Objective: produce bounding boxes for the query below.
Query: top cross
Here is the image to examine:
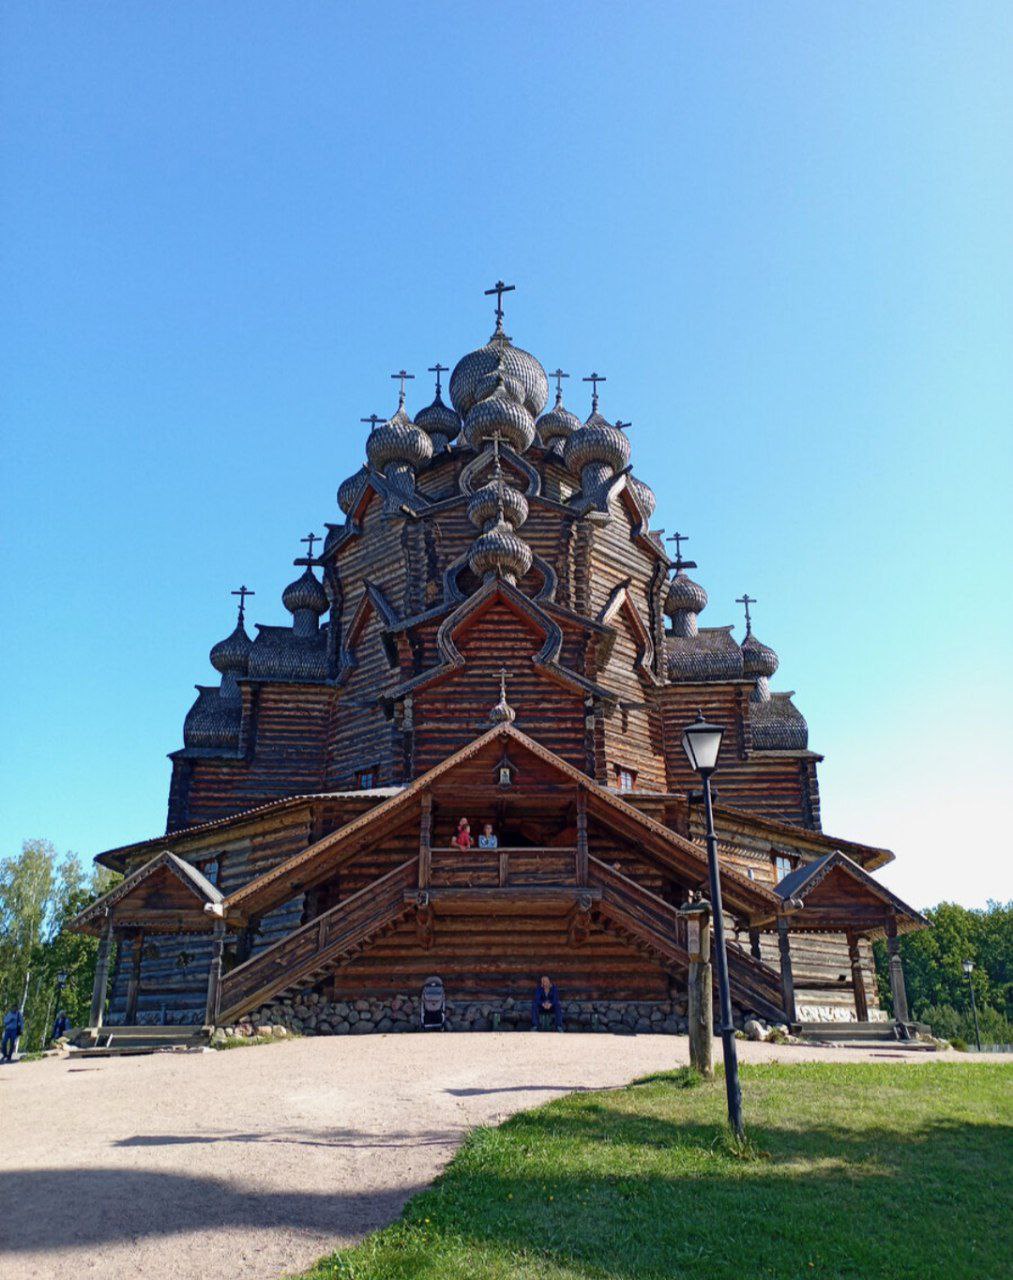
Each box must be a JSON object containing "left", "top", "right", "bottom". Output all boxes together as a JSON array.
[
  {"left": 583, "top": 371, "right": 606, "bottom": 413},
  {"left": 736, "top": 593, "right": 757, "bottom": 637},
  {"left": 390, "top": 370, "right": 414, "bottom": 407},
  {"left": 484, "top": 279, "right": 515, "bottom": 333}
]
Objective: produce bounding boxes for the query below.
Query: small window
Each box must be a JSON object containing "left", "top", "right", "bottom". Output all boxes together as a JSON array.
[
  {"left": 616, "top": 766, "right": 637, "bottom": 793},
  {"left": 746, "top": 867, "right": 755, "bottom": 881},
  {"left": 199, "top": 858, "right": 220, "bottom": 886},
  {"left": 357, "top": 768, "right": 377, "bottom": 789},
  {"left": 772, "top": 854, "right": 795, "bottom": 882}
]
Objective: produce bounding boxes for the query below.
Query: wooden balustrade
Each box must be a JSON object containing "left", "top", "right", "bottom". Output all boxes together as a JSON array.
[{"left": 430, "top": 846, "right": 578, "bottom": 889}]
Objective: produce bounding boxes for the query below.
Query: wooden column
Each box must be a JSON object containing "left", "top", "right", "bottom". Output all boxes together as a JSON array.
[
  {"left": 886, "top": 917, "right": 910, "bottom": 1024},
  {"left": 89, "top": 913, "right": 115, "bottom": 1029},
  {"left": 419, "top": 791, "right": 432, "bottom": 889},
  {"left": 847, "top": 930, "right": 869, "bottom": 1022},
  {"left": 776, "top": 917, "right": 797, "bottom": 1026},
  {"left": 682, "top": 903, "right": 713, "bottom": 1077},
  {"left": 124, "top": 931, "right": 144, "bottom": 1024},
  {"left": 204, "top": 919, "right": 226, "bottom": 1027},
  {"left": 575, "top": 788, "right": 588, "bottom": 886},
  {"left": 748, "top": 928, "right": 762, "bottom": 962}
]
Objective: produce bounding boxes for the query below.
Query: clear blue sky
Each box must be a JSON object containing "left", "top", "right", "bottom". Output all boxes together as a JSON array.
[{"left": 2, "top": 4, "right": 1010, "bottom": 908}]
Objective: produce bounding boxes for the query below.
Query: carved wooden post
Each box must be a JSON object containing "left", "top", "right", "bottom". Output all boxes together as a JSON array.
[
  {"left": 419, "top": 791, "right": 432, "bottom": 889},
  {"left": 886, "top": 916, "right": 910, "bottom": 1024},
  {"left": 776, "top": 916, "right": 796, "bottom": 1025},
  {"left": 575, "top": 788, "right": 588, "bottom": 886},
  {"left": 748, "top": 928, "right": 762, "bottom": 962},
  {"left": 204, "top": 919, "right": 226, "bottom": 1027},
  {"left": 681, "top": 902, "right": 713, "bottom": 1077},
  {"left": 847, "top": 930, "right": 869, "bottom": 1022},
  {"left": 125, "top": 931, "right": 144, "bottom": 1024},
  {"left": 89, "top": 912, "right": 115, "bottom": 1029}
]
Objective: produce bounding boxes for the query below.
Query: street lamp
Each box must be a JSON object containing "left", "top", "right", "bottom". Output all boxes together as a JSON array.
[
  {"left": 682, "top": 711, "right": 744, "bottom": 1141},
  {"left": 962, "top": 959, "right": 981, "bottom": 1051}
]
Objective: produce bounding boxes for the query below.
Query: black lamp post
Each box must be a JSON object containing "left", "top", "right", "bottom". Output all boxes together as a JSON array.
[
  {"left": 682, "top": 711, "right": 744, "bottom": 1141},
  {"left": 962, "top": 959, "right": 981, "bottom": 1051}
]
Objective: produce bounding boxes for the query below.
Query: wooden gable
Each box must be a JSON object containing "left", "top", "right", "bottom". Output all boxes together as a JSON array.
[{"left": 69, "top": 851, "right": 222, "bottom": 936}]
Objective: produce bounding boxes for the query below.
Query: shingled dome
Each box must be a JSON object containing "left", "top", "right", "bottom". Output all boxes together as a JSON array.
[
  {"left": 282, "top": 568, "right": 328, "bottom": 617},
  {"left": 450, "top": 332, "right": 549, "bottom": 419},
  {"left": 415, "top": 393, "right": 461, "bottom": 451},
  {"left": 537, "top": 396, "right": 581, "bottom": 453},
  {"left": 462, "top": 371, "right": 537, "bottom": 454},
  {"left": 337, "top": 465, "right": 369, "bottom": 515},
  {"left": 365, "top": 408, "right": 433, "bottom": 473},
  {"left": 563, "top": 414, "right": 632, "bottom": 478},
  {"left": 209, "top": 622, "right": 252, "bottom": 676},
  {"left": 741, "top": 631, "right": 779, "bottom": 680}
]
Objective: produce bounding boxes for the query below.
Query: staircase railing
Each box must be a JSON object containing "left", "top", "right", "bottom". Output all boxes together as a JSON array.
[{"left": 218, "top": 856, "right": 419, "bottom": 1023}]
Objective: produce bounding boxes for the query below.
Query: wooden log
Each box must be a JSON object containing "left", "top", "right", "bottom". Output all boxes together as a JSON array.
[
  {"left": 89, "top": 914, "right": 114, "bottom": 1028},
  {"left": 776, "top": 916, "right": 796, "bottom": 1024},
  {"left": 204, "top": 919, "right": 226, "bottom": 1026},
  {"left": 886, "top": 916, "right": 909, "bottom": 1023},
  {"left": 847, "top": 930, "right": 868, "bottom": 1021},
  {"left": 576, "top": 788, "right": 588, "bottom": 886},
  {"left": 419, "top": 791, "right": 432, "bottom": 888}
]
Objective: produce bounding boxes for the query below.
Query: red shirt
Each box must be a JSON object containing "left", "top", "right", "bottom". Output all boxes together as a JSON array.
[{"left": 453, "top": 830, "right": 472, "bottom": 849}]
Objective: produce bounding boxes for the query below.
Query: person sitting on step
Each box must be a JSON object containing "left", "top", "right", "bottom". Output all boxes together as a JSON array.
[
  {"left": 450, "top": 817, "right": 472, "bottom": 849},
  {"left": 530, "top": 975, "right": 563, "bottom": 1032},
  {"left": 478, "top": 822, "right": 498, "bottom": 849}
]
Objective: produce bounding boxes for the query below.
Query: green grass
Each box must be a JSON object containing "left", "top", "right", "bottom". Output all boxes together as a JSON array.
[{"left": 297, "top": 1062, "right": 1012, "bottom": 1280}]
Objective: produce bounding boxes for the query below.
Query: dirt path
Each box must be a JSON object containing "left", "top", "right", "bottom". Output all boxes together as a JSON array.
[{"left": 0, "top": 1033, "right": 991, "bottom": 1280}]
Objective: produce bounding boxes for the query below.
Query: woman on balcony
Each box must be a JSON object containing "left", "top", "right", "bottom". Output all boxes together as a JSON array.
[
  {"left": 478, "top": 822, "right": 498, "bottom": 848},
  {"left": 450, "top": 818, "right": 472, "bottom": 849}
]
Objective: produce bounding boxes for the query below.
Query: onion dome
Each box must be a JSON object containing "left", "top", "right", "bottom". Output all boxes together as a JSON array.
[
  {"left": 462, "top": 371, "right": 536, "bottom": 454},
  {"left": 488, "top": 671, "right": 516, "bottom": 725},
  {"left": 741, "top": 632, "right": 779, "bottom": 680},
  {"left": 210, "top": 622, "right": 252, "bottom": 679},
  {"left": 468, "top": 517, "right": 533, "bottom": 584},
  {"left": 467, "top": 476, "right": 529, "bottom": 530},
  {"left": 415, "top": 394, "right": 461, "bottom": 452},
  {"left": 665, "top": 571, "right": 707, "bottom": 639},
  {"left": 627, "top": 475, "right": 656, "bottom": 522},
  {"left": 365, "top": 407, "right": 433, "bottom": 474},
  {"left": 537, "top": 395, "right": 581, "bottom": 454},
  {"left": 450, "top": 332, "right": 549, "bottom": 420},
  {"left": 564, "top": 413, "right": 632, "bottom": 477},
  {"left": 282, "top": 568, "right": 328, "bottom": 617},
  {"left": 337, "top": 465, "right": 369, "bottom": 516}
]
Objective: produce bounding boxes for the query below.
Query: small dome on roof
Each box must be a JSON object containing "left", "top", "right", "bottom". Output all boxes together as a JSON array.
[
  {"left": 537, "top": 397, "right": 581, "bottom": 451},
  {"left": 415, "top": 393, "right": 461, "bottom": 450},
  {"left": 741, "top": 632, "right": 779, "bottom": 679},
  {"left": 282, "top": 568, "right": 328, "bottom": 617},
  {"left": 627, "top": 475, "right": 656, "bottom": 522},
  {"left": 337, "top": 465, "right": 369, "bottom": 515},
  {"left": 665, "top": 572, "right": 708, "bottom": 618},
  {"left": 468, "top": 517, "right": 533, "bottom": 583},
  {"left": 365, "top": 408, "right": 433, "bottom": 474},
  {"left": 450, "top": 332, "right": 549, "bottom": 419},
  {"left": 467, "top": 476, "right": 529, "bottom": 530},
  {"left": 563, "top": 414, "right": 632, "bottom": 477},
  {"left": 210, "top": 622, "right": 252, "bottom": 676}
]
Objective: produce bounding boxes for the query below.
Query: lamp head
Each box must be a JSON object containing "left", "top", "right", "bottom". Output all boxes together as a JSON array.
[
  {"left": 681, "top": 711, "right": 725, "bottom": 775},
  {"left": 962, "top": 959, "right": 974, "bottom": 976}
]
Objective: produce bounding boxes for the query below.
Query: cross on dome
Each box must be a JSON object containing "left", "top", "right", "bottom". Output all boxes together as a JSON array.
[
  {"left": 736, "top": 593, "right": 757, "bottom": 637},
  {"left": 427, "top": 363, "right": 449, "bottom": 396},
  {"left": 484, "top": 279, "right": 515, "bottom": 334},
  {"left": 390, "top": 369, "right": 414, "bottom": 407},
  {"left": 583, "top": 371, "right": 606, "bottom": 413},
  {"left": 549, "top": 368, "right": 569, "bottom": 401},
  {"left": 231, "top": 584, "right": 255, "bottom": 625},
  {"left": 666, "top": 531, "right": 697, "bottom": 572},
  {"left": 361, "top": 413, "right": 385, "bottom": 432},
  {"left": 300, "top": 531, "right": 319, "bottom": 561}
]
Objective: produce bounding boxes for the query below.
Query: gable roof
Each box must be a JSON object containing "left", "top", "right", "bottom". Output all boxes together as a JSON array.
[
  {"left": 68, "top": 851, "right": 223, "bottom": 936},
  {"left": 769, "top": 850, "right": 928, "bottom": 936},
  {"left": 222, "top": 723, "right": 781, "bottom": 923}
]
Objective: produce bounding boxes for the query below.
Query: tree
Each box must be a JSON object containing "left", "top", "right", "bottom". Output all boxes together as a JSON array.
[{"left": 0, "top": 840, "right": 118, "bottom": 1052}]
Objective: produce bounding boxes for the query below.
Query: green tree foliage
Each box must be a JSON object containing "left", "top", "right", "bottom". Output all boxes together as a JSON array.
[
  {"left": 874, "top": 900, "right": 1013, "bottom": 1044},
  {"left": 0, "top": 839, "right": 118, "bottom": 1052}
]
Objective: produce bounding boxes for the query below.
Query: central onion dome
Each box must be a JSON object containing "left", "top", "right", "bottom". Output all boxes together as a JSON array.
[
  {"left": 450, "top": 332, "right": 549, "bottom": 420},
  {"left": 537, "top": 392, "right": 581, "bottom": 455},
  {"left": 463, "top": 370, "right": 536, "bottom": 454},
  {"left": 664, "top": 572, "right": 708, "bottom": 638},
  {"left": 564, "top": 413, "right": 632, "bottom": 498}
]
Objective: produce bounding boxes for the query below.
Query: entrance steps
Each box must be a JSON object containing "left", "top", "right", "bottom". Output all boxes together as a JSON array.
[
  {"left": 795, "top": 1020, "right": 934, "bottom": 1049},
  {"left": 69, "top": 1025, "right": 211, "bottom": 1057}
]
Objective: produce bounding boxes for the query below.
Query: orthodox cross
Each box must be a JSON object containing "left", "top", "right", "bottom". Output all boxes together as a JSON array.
[
  {"left": 583, "top": 371, "right": 606, "bottom": 413},
  {"left": 231, "top": 584, "right": 255, "bottom": 625},
  {"left": 615, "top": 419, "right": 632, "bottom": 431},
  {"left": 428, "top": 362, "right": 449, "bottom": 397},
  {"left": 666, "top": 530, "right": 696, "bottom": 572},
  {"left": 549, "top": 368, "right": 569, "bottom": 401},
  {"left": 498, "top": 667, "right": 509, "bottom": 703},
  {"left": 736, "top": 593, "right": 757, "bottom": 637},
  {"left": 361, "top": 413, "right": 385, "bottom": 432},
  {"left": 390, "top": 369, "right": 414, "bottom": 407},
  {"left": 484, "top": 279, "right": 515, "bottom": 333},
  {"left": 300, "top": 531, "right": 319, "bottom": 562}
]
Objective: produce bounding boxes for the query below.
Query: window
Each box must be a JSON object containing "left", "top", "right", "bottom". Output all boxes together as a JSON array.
[
  {"left": 772, "top": 854, "right": 795, "bottom": 882},
  {"left": 356, "top": 767, "right": 377, "bottom": 789},
  {"left": 198, "top": 858, "right": 220, "bottom": 886},
  {"left": 615, "top": 766, "right": 637, "bottom": 793}
]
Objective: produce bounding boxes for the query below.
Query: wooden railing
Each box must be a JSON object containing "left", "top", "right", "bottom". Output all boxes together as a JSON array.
[
  {"left": 218, "top": 857, "right": 419, "bottom": 1023},
  {"left": 430, "top": 846, "right": 578, "bottom": 890},
  {"left": 588, "top": 855, "right": 786, "bottom": 1022}
]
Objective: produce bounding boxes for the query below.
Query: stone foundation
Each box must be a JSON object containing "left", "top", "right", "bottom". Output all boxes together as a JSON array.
[{"left": 223, "top": 992, "right": 760, "bottom": 1038}]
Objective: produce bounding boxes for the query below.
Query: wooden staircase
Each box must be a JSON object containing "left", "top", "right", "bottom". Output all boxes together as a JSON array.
[
  {"left": 217, "top": 857, "right": 419, "bottom": 1024},
  {"left": 588, "top": 856, "right": 786, "bottom": 1024}
]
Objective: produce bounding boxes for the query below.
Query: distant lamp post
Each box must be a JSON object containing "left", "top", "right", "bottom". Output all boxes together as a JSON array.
[
  {"left": 682, "top": 711, "right": 744, "bottom": 1141},
  {"left": 962, "top": 959, "right": 981, "bottom": 1051}
]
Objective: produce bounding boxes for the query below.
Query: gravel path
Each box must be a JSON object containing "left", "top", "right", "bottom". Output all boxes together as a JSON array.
[{"left": 0, "top": 1033, "right": 991, "bottom": 1280}]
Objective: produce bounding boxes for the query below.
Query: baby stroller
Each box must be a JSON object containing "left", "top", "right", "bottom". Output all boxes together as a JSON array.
[{"left": 420, "top": 975, "right": 446, "bottom": 1031}]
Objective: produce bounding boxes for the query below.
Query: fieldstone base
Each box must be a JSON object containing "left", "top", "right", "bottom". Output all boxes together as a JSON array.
[{"left": 221, "top": 993, "right": 762, "bottom": 1039}]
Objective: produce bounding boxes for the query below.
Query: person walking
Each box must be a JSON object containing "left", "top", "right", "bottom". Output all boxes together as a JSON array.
[{"left": 2, "top": 1007, "right": 24, "bottom": 1062}]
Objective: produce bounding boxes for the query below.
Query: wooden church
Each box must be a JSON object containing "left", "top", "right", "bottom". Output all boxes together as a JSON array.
[{"left": 70, "top": 284, "right": 926, "bottom": 1042}]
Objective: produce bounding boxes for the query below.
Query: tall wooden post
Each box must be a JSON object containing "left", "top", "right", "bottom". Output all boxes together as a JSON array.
[
  {"left": 681, "top": 903, "right": 713, "bottom": 1077},
  {"left": 419, "top": 791, "right": 432, "bottom": 889},
  {"left": 748, "top": 928, "right": 762, "bottom": 962},
  {"left": 847, "top": 930, "right": 869, "bottom": 1022},
  {"left": 776, "top": 917, "right": 796, "bottom": 1026},
  {"left": 204, "top": 919, "right": 226, "bottom": 1027},
  {"left": 575, "top": 788, "right": 588, "bottom": 886},
  {"left": 886, "top": 916, "right": 910, "bottom": 1024},
  {"left": 125, "top": 931, "right": 144, "bottom": 1024},
  {"left": 89, "top": 912, "right": 115, "bottom": 1029}
]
